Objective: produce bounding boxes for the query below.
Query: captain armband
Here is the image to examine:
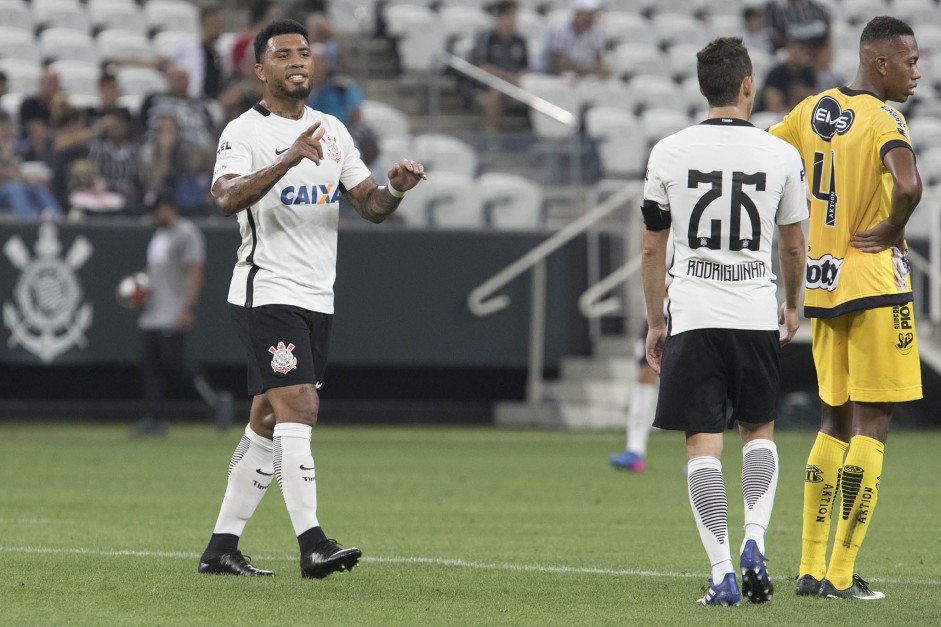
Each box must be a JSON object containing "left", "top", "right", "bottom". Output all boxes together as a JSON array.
[{"left": 641, "top": 199, "right": 671, "bottom": 231}]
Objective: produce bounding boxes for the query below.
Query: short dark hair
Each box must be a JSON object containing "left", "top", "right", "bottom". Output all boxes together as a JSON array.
[
  {"left": 490, "top": 0, "right": 518, "bottom": 16},
  {"left": 253, "top": 18, "right": 308, "bottom": 63},
  {"left": 697, "top": 37, "right": 753, "bottom": 107},
  {"left": 861, "top": 16, "right": 914, "bottom": 45}
]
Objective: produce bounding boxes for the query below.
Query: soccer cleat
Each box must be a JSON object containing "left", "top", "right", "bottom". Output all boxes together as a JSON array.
[
  {"left": 198, "top": 551, "right": 274, "bottom": 576},
  {"left": 300, "top": 539, "right": 362, "bottom": 579},
  {"left": 609, "top": 450, "right": 646, "bottom": 473},
  {"left": 739, "top": 540, "right": 773, "bottom": 603},
  {"left": 818, "top": 574, "right": 885, "bottom": 600},
  {"left": 697, "top": 572, "right": 741, "bottom": 606},
  {"left": 794, "top": 574, "right": 822, "bottom": 596}
]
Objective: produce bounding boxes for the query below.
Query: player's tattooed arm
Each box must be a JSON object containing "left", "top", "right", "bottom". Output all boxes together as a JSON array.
[
  {"left": 345, "top": 159, "right": 427, "bottom": 224},
  {"left": 213, "top": 122, "right": 326, "bottom": 217}
]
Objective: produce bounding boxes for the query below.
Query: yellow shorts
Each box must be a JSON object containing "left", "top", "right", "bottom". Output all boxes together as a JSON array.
[{"left": 811, "top": 304, "right": 922, "bottom": 405}]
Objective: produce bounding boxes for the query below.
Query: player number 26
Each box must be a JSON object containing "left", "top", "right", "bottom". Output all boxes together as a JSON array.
[{"left": 687, "top": 170, "right": 766, "bottom": 251}]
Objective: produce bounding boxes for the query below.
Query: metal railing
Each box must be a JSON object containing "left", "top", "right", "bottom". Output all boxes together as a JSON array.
[{"left": 468, "top": 184, "right": 641, "bottom": 403}]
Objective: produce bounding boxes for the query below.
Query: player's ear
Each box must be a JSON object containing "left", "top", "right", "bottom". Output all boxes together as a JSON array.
[
  {"left": 741, "top": 74, "right": 754, "bottom": 99},
  {"left": 254, "top": 62, "right": 265, "bottom": 82}
]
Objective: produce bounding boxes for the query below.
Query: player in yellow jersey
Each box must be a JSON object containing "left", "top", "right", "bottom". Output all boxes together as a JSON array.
[{"left": 769, "top": 16, "right": 922, "bottom": 600}]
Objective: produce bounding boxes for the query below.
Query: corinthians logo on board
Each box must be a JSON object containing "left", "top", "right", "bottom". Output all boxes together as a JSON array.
[{"left": 3, "top": 221, "right": 93, "bottom": 362}]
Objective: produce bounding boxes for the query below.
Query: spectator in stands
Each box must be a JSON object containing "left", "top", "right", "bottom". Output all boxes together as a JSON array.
[
  {"left": 217, "top": 53, "right": 263, "bottom": 124},
  {"left": 86, "top": 72, "right": 134, "bottom": 130},
  {"left": 230, "top": 0, "right": 282, "bottom": 71},
  {"left": 0, "top": 71, "right": 7, "bottom": 99},
  {"left": 764, "top": 0, "right": 830, "bottom": 52},
  {"left": 49, "top": 101, "right": 96, "bottom": 209},
  {"left": 741, "top": 6, "right": 773, "bottom": 54},
  {"left": 757, "top": 33, "right": 818, "bottom": 114},
  {"left": 306, "top": 11, "right": 354, "bottom": 75},
  {"left": 165, "top": 5, "right": 227, "bottom": 100},
  {"left": 140, "top": 64, "right": 216, "bottom": 148},
  {"left": 306, "top": 43, "right": 362, "bottom": 128},
  {"left": 88, "top": 112, "right": 143, "bottom": 214},
  {"left": 0, "top": 110, "right": 62, "bottom": 220},
  {"left": 143, "top": 113, "right": 214, "bottom": 214},
  {"left": 18, "top": 67, "right": 61, "bottom": 141},
  {"left": 471, "top": 0, "right": 529, "bottom": 132},
  {"left": 66, "top": 158, "right": 124, "bottom": 216},
  {"left": 540, "top": 0, "right": 611, "bottom": 79}
]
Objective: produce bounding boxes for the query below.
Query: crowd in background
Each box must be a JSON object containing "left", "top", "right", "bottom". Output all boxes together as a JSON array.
[{"left": 0, "top": 0, "right": 859, "bottom": 221}]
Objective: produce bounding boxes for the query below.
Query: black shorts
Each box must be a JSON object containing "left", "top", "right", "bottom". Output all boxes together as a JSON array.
[
  {"left": 653, "top": 328, "right": 780, "bottom": 434},
  {"left": 229, "top": 304, "right": 332, "bottom": 396}
]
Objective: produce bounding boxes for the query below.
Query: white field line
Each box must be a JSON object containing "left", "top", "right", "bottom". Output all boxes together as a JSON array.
[{"left": 1, "top": 545, "right": 940, "bottom": 587}]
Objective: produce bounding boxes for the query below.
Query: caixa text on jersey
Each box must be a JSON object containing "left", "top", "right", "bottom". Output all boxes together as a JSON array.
[{"left": 280, "top": 184, "right": 341, "bottom": 205}]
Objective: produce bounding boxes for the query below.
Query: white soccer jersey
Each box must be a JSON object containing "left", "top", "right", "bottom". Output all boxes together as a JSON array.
[
  {"left": 212, "top": 104, "right": 372, "bottom": 313},
  {"left": 644, "top": 118, "right": 808, "bottom": 335}
]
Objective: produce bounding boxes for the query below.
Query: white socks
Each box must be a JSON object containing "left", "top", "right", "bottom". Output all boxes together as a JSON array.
[
  {"left": 273, "top": 422, "right": 320, "bottom": 536},
  {"left": 212, "top": 424, "right": 274, "bottom": 536},
  {"left": 740, "top": 439, "right": 778, "bottom": 555},
  {"left": 626, "top": 382, "right": 658, "bottom": 456},
  {"left": 687, "top": 455, "right": 733, "bottom": 582}
]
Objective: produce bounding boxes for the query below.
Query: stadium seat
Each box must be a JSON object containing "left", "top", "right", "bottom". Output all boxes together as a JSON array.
[
  {"left": 914, "top": 25, "right": 941, "bottom": 55},
  {"left": 602, "top": 11, "right": 657, "bottom": 48},
  {"left": 627, "top": 74, "right": 687, "bottom": 115},
  {"left": 440, "top": 6, "right": 491, "bottom": 43},
  {"left": 584, "top": 105, "right": 645, "bottom": 176},
  {"left": 708, "top": 14, "right": 742, "bottom": 38},
  {"left": 604, "top": 0, "right": 652, "bottom": 11},
  {"left": 96, "top": 29, "right": 155, "bottom": 63},
  {"left": 515, "top": 8, "right": 548, "bottom": 44},
  {"left": 384, "top": 6, "right": 446, "bottom": 72},
  {"left": 905, "top": 183, "right": 941, "bottom": 238},
  {"left": 0, "top": 92, "right": 24, "bottom": 121},
  {"left": 652, "top": 13, "right": 710, "bottom": 48},
  {"left": 117, "top": 92, "right": 144, "bottom": 115},
  {"left": 749, "top": 49, "right": 774, "bottom": 82},
  {"left": 639, "top": 107, "right": 690, "bottom": 146},
  {"left": 0, "top": 28, "right": 40, "bottom": 62},
  {"left": 0, "top": 60, "right": 39, "bottom": 94},
  {"left": 610, "top": 42, "right": 670, "bottom": 80},
  {"left": 841, "top": 0, "right": 889, "bottom": 26},
  {"left": 49, "top": 60, "right": 100, "bottom": 97},
  {"left": 360, "top": 99, "right": 410, "bottom": 139},
  {"left": 701, "top": 0, "right": 747, "bottom": 19},
  {"left": 519, "top": 73, "right": 582, "bottom": 138},
  {"left": 580, "top": 77, "right": 634, "bottom": 111},
  {"left": 478, "top": 172, "right": 545, "bottom": 230},
  {"left": 31, "top": 0, "right": 91, "bottom": 33},
  {"left": 116, "top": 66, "right": 167, "bottom": 97},
  {"left": 144, "top": 1, "right": 199, "bottom": 34},
  {"left": 908, "top": 117, "right": 941, "bottom": 154},
  {"left": 666, "top": 43, "right": 704, "bottom": 81},
  {"left": 153, "top": 30, "right": 194, "bottom": 57},
  {"left": 915, "top": 148, "right": 941, "bottom": 186},
  {"left": 0, "top": 0, "right": 34, "bottom": 33},
  {"left": 88, "top": 1, "right": 148, "bottom": 36},
  {"left": 38, "top": 28, "right": 99, "bottom": 65},
  {"left": 328, "top": 0, "right": 375, "bottom": 35},
  {"left": 413, "top": 133, "right": 478, "bottom": 178},
  {"left": 416, "top": 172, "right": 485, "bottom": 229}
]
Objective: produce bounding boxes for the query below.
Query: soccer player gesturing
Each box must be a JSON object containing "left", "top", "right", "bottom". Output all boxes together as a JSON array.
[{"left": 198, "top": 19, "right": 426, "bottom": 578}]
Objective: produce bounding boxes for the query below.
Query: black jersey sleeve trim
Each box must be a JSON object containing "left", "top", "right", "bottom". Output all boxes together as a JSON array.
[
  {"left": 252, "top": 103, "right": 271, "bottom": 116},
  {"left": 244, "top": 208, "right": 259, "bottom": 308},
  {"left": 804, "top": 292, "right": 913, "bottom": 319},
  {"left": 880, "top": 139, "right": 913, "bottom": 163},
  {"left": 641, "top": 199, "right": 671, "bottom": 231}
]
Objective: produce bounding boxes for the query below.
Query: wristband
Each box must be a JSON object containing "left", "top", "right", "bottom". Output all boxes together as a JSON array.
[{"left": 387, "top": 184, "right": 406, "bottom": 198}]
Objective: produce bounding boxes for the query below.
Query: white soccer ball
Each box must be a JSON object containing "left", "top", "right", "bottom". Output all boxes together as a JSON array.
[{"left": 116, "top": 271, "right": 151, "bottom": 309}]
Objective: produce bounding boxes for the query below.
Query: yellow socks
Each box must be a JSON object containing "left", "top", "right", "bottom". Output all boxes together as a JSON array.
[
  {"left": 799, "top": 431, "right": 848, "bottom": 580},
  {"left": 825, "top": 435, "right": 884, "bottom": 589}
]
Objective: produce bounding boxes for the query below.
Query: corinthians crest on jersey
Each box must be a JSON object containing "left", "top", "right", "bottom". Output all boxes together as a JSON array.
[{"left": 2, "top": 222, "right": 94, "bottom": 362}]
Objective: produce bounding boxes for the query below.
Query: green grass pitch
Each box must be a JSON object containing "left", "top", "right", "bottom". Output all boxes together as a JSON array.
[{"left": 1, "top": 423, "right": 939, "bottom": 625}]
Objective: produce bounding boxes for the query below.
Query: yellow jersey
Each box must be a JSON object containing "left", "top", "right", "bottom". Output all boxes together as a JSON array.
[{"left": 769, "top": 87, "right": 914, "bottom": 318}]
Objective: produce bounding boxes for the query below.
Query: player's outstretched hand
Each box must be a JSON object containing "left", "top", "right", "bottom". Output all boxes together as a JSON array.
[
  {"left": 850, "top": 218, "right": 905, "bottom": 253},
  {"left": 387, "top": 158, "right": 427, "bottom": 192},
  {"left": 645, "top": 325, "right": 666, "bottom": 375},
  {"left": 281, "top": 121, "right": 326, "bottom": 167},
  {"left": 778, "top": 303, "right": 800, "bottom": 346}
]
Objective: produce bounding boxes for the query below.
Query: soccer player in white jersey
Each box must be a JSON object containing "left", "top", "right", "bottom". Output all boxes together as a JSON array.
[
  {"left": 641, "top": 37, "right": 808, "bottom": 606},
  {"left": 197, "top": 19, "right": 426, "bottom": 578}
]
